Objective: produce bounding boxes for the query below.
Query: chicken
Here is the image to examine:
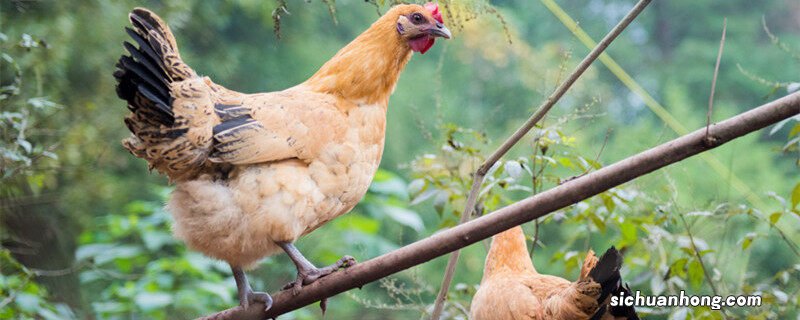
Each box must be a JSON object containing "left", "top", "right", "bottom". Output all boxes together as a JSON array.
[
  {"left": 470, "top": 226, "right": 638, "bottom": 320},
  {"left": 113, "top": 3, "right": 450, "bottom": 311}
]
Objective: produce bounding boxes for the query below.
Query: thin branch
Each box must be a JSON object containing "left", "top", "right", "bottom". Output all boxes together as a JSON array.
[
  {"left": 530, "top": 219, "right": 541, "bottom": 257},
  {"left": 678, "top": 215, "right": 730, "bottom": 319},
  {"left": 745, "top": 212, "right": 800, "bottom": 258},
  {"left": 678, "top": 215, "right": 719, "bottom": 295},
  {"left": 196, "top": 89, "right": 800, "bottom": 320},
  {"left": 529, "top": 136, "right": 547, "bottom": 257},
  {"left": 0, "top": 290, "right": 18, "bottom": 310},
  {"left": 561, "top": 128, "right": 612, "bottom": 184},
  {"left": 29, "top": 260, "right": 89, "bottom": 277},
  {"left": 429, "top": 1, "right": 653, "bottom": 317},
  {"left": 706, "top": 18, "right": 727, "bottom": 144}
]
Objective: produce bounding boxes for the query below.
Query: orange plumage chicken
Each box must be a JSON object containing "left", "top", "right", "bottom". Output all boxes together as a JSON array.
[
  {"left": 114, "top": 3, "right": 450, "bottom": 311},
  {"left": 470, "top": 226, "right": 638, "bottom": 320}
]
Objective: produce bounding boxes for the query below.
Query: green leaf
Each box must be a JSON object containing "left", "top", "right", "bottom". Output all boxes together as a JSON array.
[
  {"left": 670, "top": 307, "right": 689, "bottom": 320},
  {"left": 134, "top": 292, "right": 173, "bottom": 311},
  {"left": 670, "top": 258, "right": 688, "bottom": 278},
  {"left": 75, "top": 243, "right": 116, "bottom": 261},
  {"left": 688, "top": 260, "right": 704, "bottom": 288},
  {"left": 784, "top": 136, "right": 800, "bottom": 151},
  {"left": 601, "top": 194, "right": 616, "bottom": 212},
  {"left": 369, "top": 169, "right": 408, "bottom": 199},
  {"left": 557, "top": 156, "right": 574, "bottom": 169},
  {"left": 334, "top": 214, "right": 380, "bottom": 234},
  {"left": 791, "top": 183, "right": 800, "bottom": 209},
  {"left": 91, "top": 302, "right": 127, "bottom": 314},
  {"left": 17, "top": 139, "right": 32, "bottom": 153},
  {"left": 788, "top": 123, "right": 800, "bottom": 138},
  {"left": 196, "top": 281, "right": 234, "bottom": 304},
  {"left": 141, "top": 230, "right": 174, "bottom": 251},
  {"left": 84, "top": 245, "right": 142, "bottom": 265},
  {"left": 588, "top": 214, "right": 606, "bottom": 232},
  {"left": 381, "top": 206, "right": 424, "bottom": 232},
  {"left": 650, "top": 274, "right": 666, "bottom": 295},
  {"left": 407, "top": 178, "right": 425, "bottom": 196},
  {"left": 770, "top": 117, "right": 794, "bottom": 135},
  {"left": 769, "top": 212, "right": 782, "bottom": 225},
  {"left": 14, "top": 292, "right": 42, "bottom": 312},
  {"left": 620, "top": 221, "right": 636, "bottom": 242},
  {"left": 410, "top": 188, "right": 439, "bottom": 206},
  {"left": 741, "top": 232, "right": 758, "bottom": 250},
  {"left": 433, "top": 191, "right": 448, "bottom": 215}
]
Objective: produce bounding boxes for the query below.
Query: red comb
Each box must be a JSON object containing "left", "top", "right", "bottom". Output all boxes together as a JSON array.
[{"left": 424, "top": 2, "right": 443, "bottom": 24}]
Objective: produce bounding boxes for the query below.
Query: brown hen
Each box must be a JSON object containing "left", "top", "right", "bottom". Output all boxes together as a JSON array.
[
  {"left": 114, "top": 3, "right": 450, "bottom": 311},
  {"left": 470, "top": 226, "right": 638, "bottom": 320}
]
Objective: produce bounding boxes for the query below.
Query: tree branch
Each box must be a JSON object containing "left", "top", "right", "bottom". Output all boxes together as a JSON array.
[
  {"left": 430, "top": 0, "right": 652, "bottom": 316},
  {"left": 706, "top": 18, "right": 727, "bottom": 144},
  {"left": 197, "top": 91, "right": 800, "bottom": 320}
]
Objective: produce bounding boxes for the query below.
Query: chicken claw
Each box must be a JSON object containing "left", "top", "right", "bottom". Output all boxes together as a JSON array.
[
  {"left": 231, "top": 265, "right": 273, "bottom": 312},
  {"left": 282, "top": 255, "right": 357, "bottom": 293},
  {"left": 278, "top": 242, "right": 356, "bottom": 314}
]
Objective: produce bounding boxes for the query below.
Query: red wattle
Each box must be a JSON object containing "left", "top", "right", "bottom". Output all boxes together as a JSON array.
[{"left": 409, "top": 36, "right": 435, "bottom": 54}]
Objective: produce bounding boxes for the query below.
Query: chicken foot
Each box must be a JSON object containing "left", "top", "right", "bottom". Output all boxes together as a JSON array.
[
  {"left": 279, "top": 242, "right": 356, "bottom": 291},
  {"left": 231, "top": 265, "right": 273, "bottom": 312},
  {"left": 278, "top": 242, "right": 356, "bottom": 313}
]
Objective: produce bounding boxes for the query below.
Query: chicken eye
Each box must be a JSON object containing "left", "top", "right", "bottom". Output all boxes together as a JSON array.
[{"left": 411, "top": 13, "right": 424, "bottom": 24}]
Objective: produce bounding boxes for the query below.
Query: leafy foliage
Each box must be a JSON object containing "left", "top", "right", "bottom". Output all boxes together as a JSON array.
[
  {"left": 74, "top": 194, "right": 237, "bottom": 319},
  {"left": 0, "top": 249, "right": 75, "bottom": 319},
  {"left": 0, "top": 32, "right": 59, "bottom": 196}
]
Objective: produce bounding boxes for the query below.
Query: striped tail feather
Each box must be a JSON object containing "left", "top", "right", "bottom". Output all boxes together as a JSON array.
[
  {"left": 115, "top": 7, "right": 210, "bottom": 180},
  {"left": 114, "top": 7, "right": 195, "bottom": 126}
]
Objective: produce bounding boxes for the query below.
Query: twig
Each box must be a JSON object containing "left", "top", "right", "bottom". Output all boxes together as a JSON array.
[
  {"left": 678, "top": 215, "right": 730, "bottom": 319},
  {"left": 197, "top": 89, "right": 800, "bottom": 320},
  {"left": 560, "top": 128, "right": 612, "bottom": 184},
  {"left": 706, "top": 18, "right": 727, "bottom": 145},
  {"left": 745, "top": 212, "right": 800, "bottom": 258},
  {"left": 530, "top": 219, "right": 540, "bottom": 257},
  {"left": 428, "top": 1, "right": 653, "bottom": 317},
  {"left": 529, "top": 134, "right": 550, "bottom": 257},
  {"left": 762, "top": 16, "right": 800, "bottom": 61},
  {"left": 30, "top": 261, "right": 86, "bottom": 277},
  {"left": 0, "top": 290, "right": 17, "bottom": 310},
  {"left": 678, "top": 215, "right": 719, "bottom": 295}
]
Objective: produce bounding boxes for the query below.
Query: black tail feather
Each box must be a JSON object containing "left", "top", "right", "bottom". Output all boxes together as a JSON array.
[
  {"left": 123, "top": 41, "right": 168, "bottom": 85},
  {"left": 123, "top": 27, "right": 168, "bottom": 75},
  {"left": 115, "top": 10, "right": 176, "bottom": 128},
  {"left": 129, "top": 11, "right": 156, "bottom": 34},
  {"left": 589, "top": 246, "right": 623, "bottom": 304},
  {"left": 118, "top": 55, "right": 169, "bottom": 100},
  {"left": 609, "top": 283, "right": 640, "bottom": 320},
  {"left": 588, "top": 247, "right": 639, "bottom": 320},
  {"left": 137, "top": 84, "right": 172, "bottom": 117}
]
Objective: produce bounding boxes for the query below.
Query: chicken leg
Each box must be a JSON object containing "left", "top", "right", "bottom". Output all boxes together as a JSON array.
[
  {"left": 279, "top": 242, "right": 356, "bottom": 293},
  {"left": 231, "top": 265, "right": 273, "bottom": 312}
]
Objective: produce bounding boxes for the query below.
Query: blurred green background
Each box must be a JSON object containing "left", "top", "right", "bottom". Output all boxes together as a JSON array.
[{"left": 1, "top": 0, "right": 799, "bottom": 319}]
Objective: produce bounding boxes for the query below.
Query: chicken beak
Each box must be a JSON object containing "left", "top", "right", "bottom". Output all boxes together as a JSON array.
[{"left": 428, "top": 23, "right": 452, "bottom": 39}]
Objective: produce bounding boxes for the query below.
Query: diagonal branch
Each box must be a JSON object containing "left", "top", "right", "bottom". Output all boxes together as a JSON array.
[
  {"left": 197, "top": 91, "right": 800, "bottom": 320},
  {"left": 706, "top": 18, "right": 727, "bottom": 143},
  {"left": 429, "top": 1, "right": 652, "bottom": 316}
]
